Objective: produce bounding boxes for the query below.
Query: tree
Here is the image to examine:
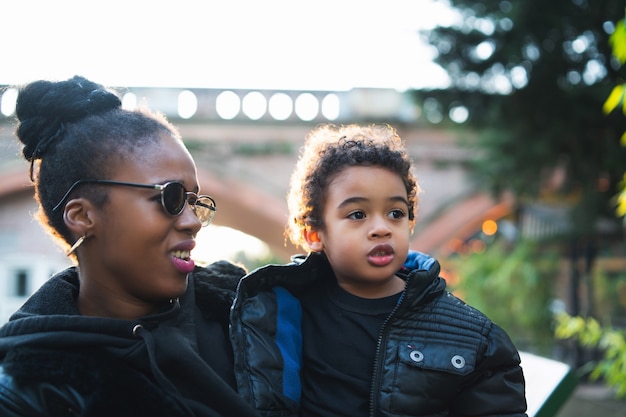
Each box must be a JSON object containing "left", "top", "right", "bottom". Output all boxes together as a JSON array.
[
  {"left": 417, "top": 0, "right": 626, "bottom": 322},
  {"left": 418, "top": 0, "right": 626, "bottom": 235},
  {"left": 553, "top": 11, "right": 626, "bottom": 399}
]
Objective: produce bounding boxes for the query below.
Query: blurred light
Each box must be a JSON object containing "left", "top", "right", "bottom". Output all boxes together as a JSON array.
[
  {"left": 242, "top": 91, "right": 267, "bottom": 120},
  {"left": 571, "top": 35, "right": 589, "bottom": 54},
  {"left": 475, "top": 18, "right": 495, "bottom": 36},
  {"left": 482, "top": 219, "right": 498, "bottom": 236},
  {"left": 524, "top": 44, "right": 541, "bottom": 61},
  {"left": 121, "top": 92, "right": 137, "bottom": 110},
  {"left": 510, "top": 66, "right": 528, "bottom": 89},
  {"left": 268, "top": 93, "right": 293, "bottom": 120},
  {"left": 464, "top": 72, "right": 481, "bottom": 88},
  {"left": 423, "top": 97, "right": 443, "bottom": 124},
  {"left": 583, "top": 59, "right": 606, "bottom": 85},
  {"left": 216, "top": 91, "right": 240, "bottom": 120},
  {"left": 195, "top": 225, "right": 270, "bottom": 266},
  {"left": 603, "top": 21, "right": 615, "bottom": 34},
  {"left": 468, "top": 239, "right": 486, "bottom": 253},
  {"left": 499, "top": 18, "right": 513, "bottom": 31},
  {"left": 492, "top": 73, "right": 512, "bottom": 94},
  {"left": 178, "top": 90, "right": 198, "bottom": 119},
  {"left": 474, "top": 41, "right": 495, "bottom": 60},
  {"left": 447, "top": 237, "right": 465, "bottom": 253},
  {"left": 1, "top": 88, "right": 18, "bottom": 116},
  {"left": 449, "top": 106, "right": 468, "bottom": 123},
  {"left": 295, "top": 93, "right": 319, "bottom": 121},
  {"left": 567, "top": 71, "right": 582, "bottom": 84},
  {"left": 321, "top": 93, "right": 340, "bottom": 120}
]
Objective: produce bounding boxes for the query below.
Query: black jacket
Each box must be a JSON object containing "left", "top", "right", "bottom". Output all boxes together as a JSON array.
[
  {"left": 0, "top": 261, "right": 261, "bottom": 417},
  {"left": 231, "top": 251, "right": 527, "bottom": 417}
]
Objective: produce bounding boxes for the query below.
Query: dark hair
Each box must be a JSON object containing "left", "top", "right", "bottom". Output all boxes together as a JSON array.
[
  {"left": 15, "top": 75, "right": 181, "bottom": 248},
  {"left": 286, "top": 123, "right": 419, "bottom": 249}
]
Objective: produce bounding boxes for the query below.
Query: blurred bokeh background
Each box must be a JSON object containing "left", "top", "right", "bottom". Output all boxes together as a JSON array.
[{"left": 1, "top": 1, "right": 625, "bottom": 415}]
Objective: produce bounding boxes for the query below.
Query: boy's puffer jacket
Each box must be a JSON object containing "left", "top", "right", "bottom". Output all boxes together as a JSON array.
[{"left": 231, "top": 251, "right": 527, "bottom": 417}]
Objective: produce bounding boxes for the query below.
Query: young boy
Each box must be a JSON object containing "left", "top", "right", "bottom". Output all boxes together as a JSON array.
[{"left": 231, "top": 124, "right": 527, "bottom": 416}]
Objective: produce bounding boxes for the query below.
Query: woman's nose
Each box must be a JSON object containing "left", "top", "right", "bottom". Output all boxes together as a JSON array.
[{"left": 178, "top": 203, "right": 203, "bottom": 233}]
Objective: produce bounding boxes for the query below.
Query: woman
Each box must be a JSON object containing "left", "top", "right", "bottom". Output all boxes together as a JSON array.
[{"left": 0, "top": 76, "right": 260, "bottom": 417}]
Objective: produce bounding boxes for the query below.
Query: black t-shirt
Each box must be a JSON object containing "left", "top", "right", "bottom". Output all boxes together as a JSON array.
[{"left": 299, "top": 276, "right": 402, "bottom": 417}]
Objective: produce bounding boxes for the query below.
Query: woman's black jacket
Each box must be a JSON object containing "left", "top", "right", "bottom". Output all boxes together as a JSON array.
[{"left": 0, "top": 261, "right": 261, "bottom": 417}]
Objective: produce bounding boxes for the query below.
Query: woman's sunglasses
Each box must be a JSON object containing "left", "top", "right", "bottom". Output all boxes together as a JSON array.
[{"left": 52, "top": 180, "right": 216, "bottom": 227}]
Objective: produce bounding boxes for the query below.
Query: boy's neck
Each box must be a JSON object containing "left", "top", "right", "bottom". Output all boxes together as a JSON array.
[{"left": 337, "top": 275, "right": 406, "bottom": 299}]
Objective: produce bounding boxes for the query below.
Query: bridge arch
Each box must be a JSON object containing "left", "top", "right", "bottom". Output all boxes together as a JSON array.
[{"left": 196, "top": 168, "right": 297, "bottom": 260}]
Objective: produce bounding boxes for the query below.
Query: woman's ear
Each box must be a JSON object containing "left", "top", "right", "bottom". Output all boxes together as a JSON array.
[
  {"left": 304, "top": 229, "right": 323, "bottom": 252},
  {"left": 63, "top": 198, "right": 95, "bottom": 237}
]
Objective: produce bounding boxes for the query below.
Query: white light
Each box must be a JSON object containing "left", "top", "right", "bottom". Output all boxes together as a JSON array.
[
  {"left": 121, "top": 92, "right": 137, "bottom": 110},
  {"left": 449, "top": 106, "right": 468, "bottom": 123},
  {"left": 295, "top": 93, "right": 319, "bottom": 121},
  {"left": 216, "top": 91, "right": 241, "bottom": 120},
  {"left": 195, "top": 225, "right": 270, "bottom": 266},
  {"left": 321, "top": 94, "right": 340, "bottom": 120},
  {"left": 583, "top": 59, "right": 606, "bottom": 85},
  {"left": 475, "top": 41, "right": 495, "bottom": 61},
  {"left": 178, "top": 90, "right": 197, "bottom": 119},
  {"left": 493, "top": 74, "right": 512, "bottom": 94},
  {"left": 268, "top": 93, "right": 293, "bottom": 120},
  {"left": 242, "top": 92, "right": 267, "bottom": 120},
  {"left": 571, "top": 37, "right": 588, "bottom": 54},
  {"left": 0, "top": 88, "right": 18, "bottom": 116},
  {"left": 510, "top": 66, "right": 528, "bottom": 89}
]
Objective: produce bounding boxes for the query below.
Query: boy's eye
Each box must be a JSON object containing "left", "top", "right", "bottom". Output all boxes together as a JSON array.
[
  {"left": 347, "top": 211, "right": 366, "bottom": 220},
  {"left": 389, "top": 209, "right": 406, "bottom": 219}
]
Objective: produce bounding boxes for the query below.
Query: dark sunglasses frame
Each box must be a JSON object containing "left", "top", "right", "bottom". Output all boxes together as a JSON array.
[{"left": 52, "top": 179, "right": 216, "bottom": 226}]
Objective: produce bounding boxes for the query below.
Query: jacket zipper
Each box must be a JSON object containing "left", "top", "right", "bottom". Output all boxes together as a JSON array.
[{"left": 368, "top": 288, "right": 407, "bottom": 417}]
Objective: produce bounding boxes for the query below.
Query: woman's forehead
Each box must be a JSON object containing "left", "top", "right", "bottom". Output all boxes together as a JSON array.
[{"left": 113, "top": 136, "right": 198, "bottom": 184}]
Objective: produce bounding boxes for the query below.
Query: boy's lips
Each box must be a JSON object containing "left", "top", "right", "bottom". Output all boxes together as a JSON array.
[{"left": 367, "top": 244, "right": 395, "bottom": 266}]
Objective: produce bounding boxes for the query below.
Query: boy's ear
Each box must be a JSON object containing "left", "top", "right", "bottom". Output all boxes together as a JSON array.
[
  {"left": 63, "top": 198, "right": 96, "bottom": 237},
  {"left": 304, "top": 229, "right": 323, "bottom": 252}
]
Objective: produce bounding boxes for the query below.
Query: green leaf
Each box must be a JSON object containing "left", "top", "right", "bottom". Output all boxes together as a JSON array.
[
  {"left": 609, "top": 20, "right": 626, "bottom": 64},
  {"left": 603, "top": 84, "right": 625, "bottom": 115}
]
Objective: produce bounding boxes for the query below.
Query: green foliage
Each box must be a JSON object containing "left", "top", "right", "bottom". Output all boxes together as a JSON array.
[
  {"left": 555, "top": 312, "right": 626, "bottom": 397},
  {"left": 445, "top": 240, "right": 558, "bottom": 353},
  {"left": 609, "top": 17, "right": 626, "bottom": 63},
  {"left": 418, "top": 0, "right": 626, "bottom": 236},
  {"left": 604, "top": 11, "right": 626, "bottom": 220}
]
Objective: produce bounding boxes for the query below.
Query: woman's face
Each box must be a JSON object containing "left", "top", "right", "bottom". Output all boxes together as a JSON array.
[{"left": 78, "top": 133, "right": 204, "bottom": 318}]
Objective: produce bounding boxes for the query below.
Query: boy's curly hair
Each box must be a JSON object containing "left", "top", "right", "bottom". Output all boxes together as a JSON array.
[{"left": 286, "top": 123, "right": 420, "bottom": 250}]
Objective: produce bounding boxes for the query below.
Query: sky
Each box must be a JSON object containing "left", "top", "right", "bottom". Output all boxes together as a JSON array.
[{"left": 1, "top": 0, "right": 457, "bottom": 92}]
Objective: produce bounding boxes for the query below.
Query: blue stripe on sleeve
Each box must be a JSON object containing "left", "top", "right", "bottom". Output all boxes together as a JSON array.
[{"left": 272, "top": 286, "right": 302, "bottom": 403}]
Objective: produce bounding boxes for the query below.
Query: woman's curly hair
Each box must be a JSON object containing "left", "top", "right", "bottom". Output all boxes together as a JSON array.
[{"left": 286, "top": 123, "right": 420, "bottom": 250}]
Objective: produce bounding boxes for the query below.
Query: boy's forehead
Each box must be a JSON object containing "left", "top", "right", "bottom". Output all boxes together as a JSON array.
[{"left": 326, "top": 166, "right": 406, "bottom": 194}]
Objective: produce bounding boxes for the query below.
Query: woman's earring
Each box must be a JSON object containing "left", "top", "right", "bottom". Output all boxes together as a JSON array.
[{"left": 66, "top": 235, "right": 87, "bottom": 256}]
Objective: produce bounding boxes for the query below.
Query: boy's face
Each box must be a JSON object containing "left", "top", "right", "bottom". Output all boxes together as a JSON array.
[{"left": 310, "top": 166, "right": 411, "bottom": 298}]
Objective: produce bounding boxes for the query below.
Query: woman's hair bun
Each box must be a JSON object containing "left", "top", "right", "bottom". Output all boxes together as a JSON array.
[{"left": 16, "top": 75, "right": 122, "bottom": 161}]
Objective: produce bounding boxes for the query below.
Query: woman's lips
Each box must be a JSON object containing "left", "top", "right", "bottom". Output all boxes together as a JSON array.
[
  {"left": 367, "top": 244, "right": 395, "bottom": 267},
  {"left": 171, "top": 250, "right": 195, "bottom": 273}
]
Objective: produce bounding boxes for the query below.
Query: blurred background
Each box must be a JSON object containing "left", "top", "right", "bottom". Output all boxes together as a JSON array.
[{"left": 1, "top": 1, "right": 625, "bottom": 415}]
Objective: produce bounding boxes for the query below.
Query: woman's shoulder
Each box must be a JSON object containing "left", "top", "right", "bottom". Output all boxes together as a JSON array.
[
  {"left": 192, "top": 260, "right": 247, "bottom": 291},
  {"left": 190, "top": 261, "right": 248, "bottom": 322}
]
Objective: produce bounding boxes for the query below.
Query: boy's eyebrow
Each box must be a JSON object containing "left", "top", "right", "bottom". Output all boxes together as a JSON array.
[{"left": 337, "top": 196, "right": 409, "bottom": 209}]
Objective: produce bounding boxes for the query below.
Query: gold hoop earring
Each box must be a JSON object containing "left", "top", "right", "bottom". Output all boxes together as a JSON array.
[{"left": 66, "top": 235, "right": 87, "bottom": 257}]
